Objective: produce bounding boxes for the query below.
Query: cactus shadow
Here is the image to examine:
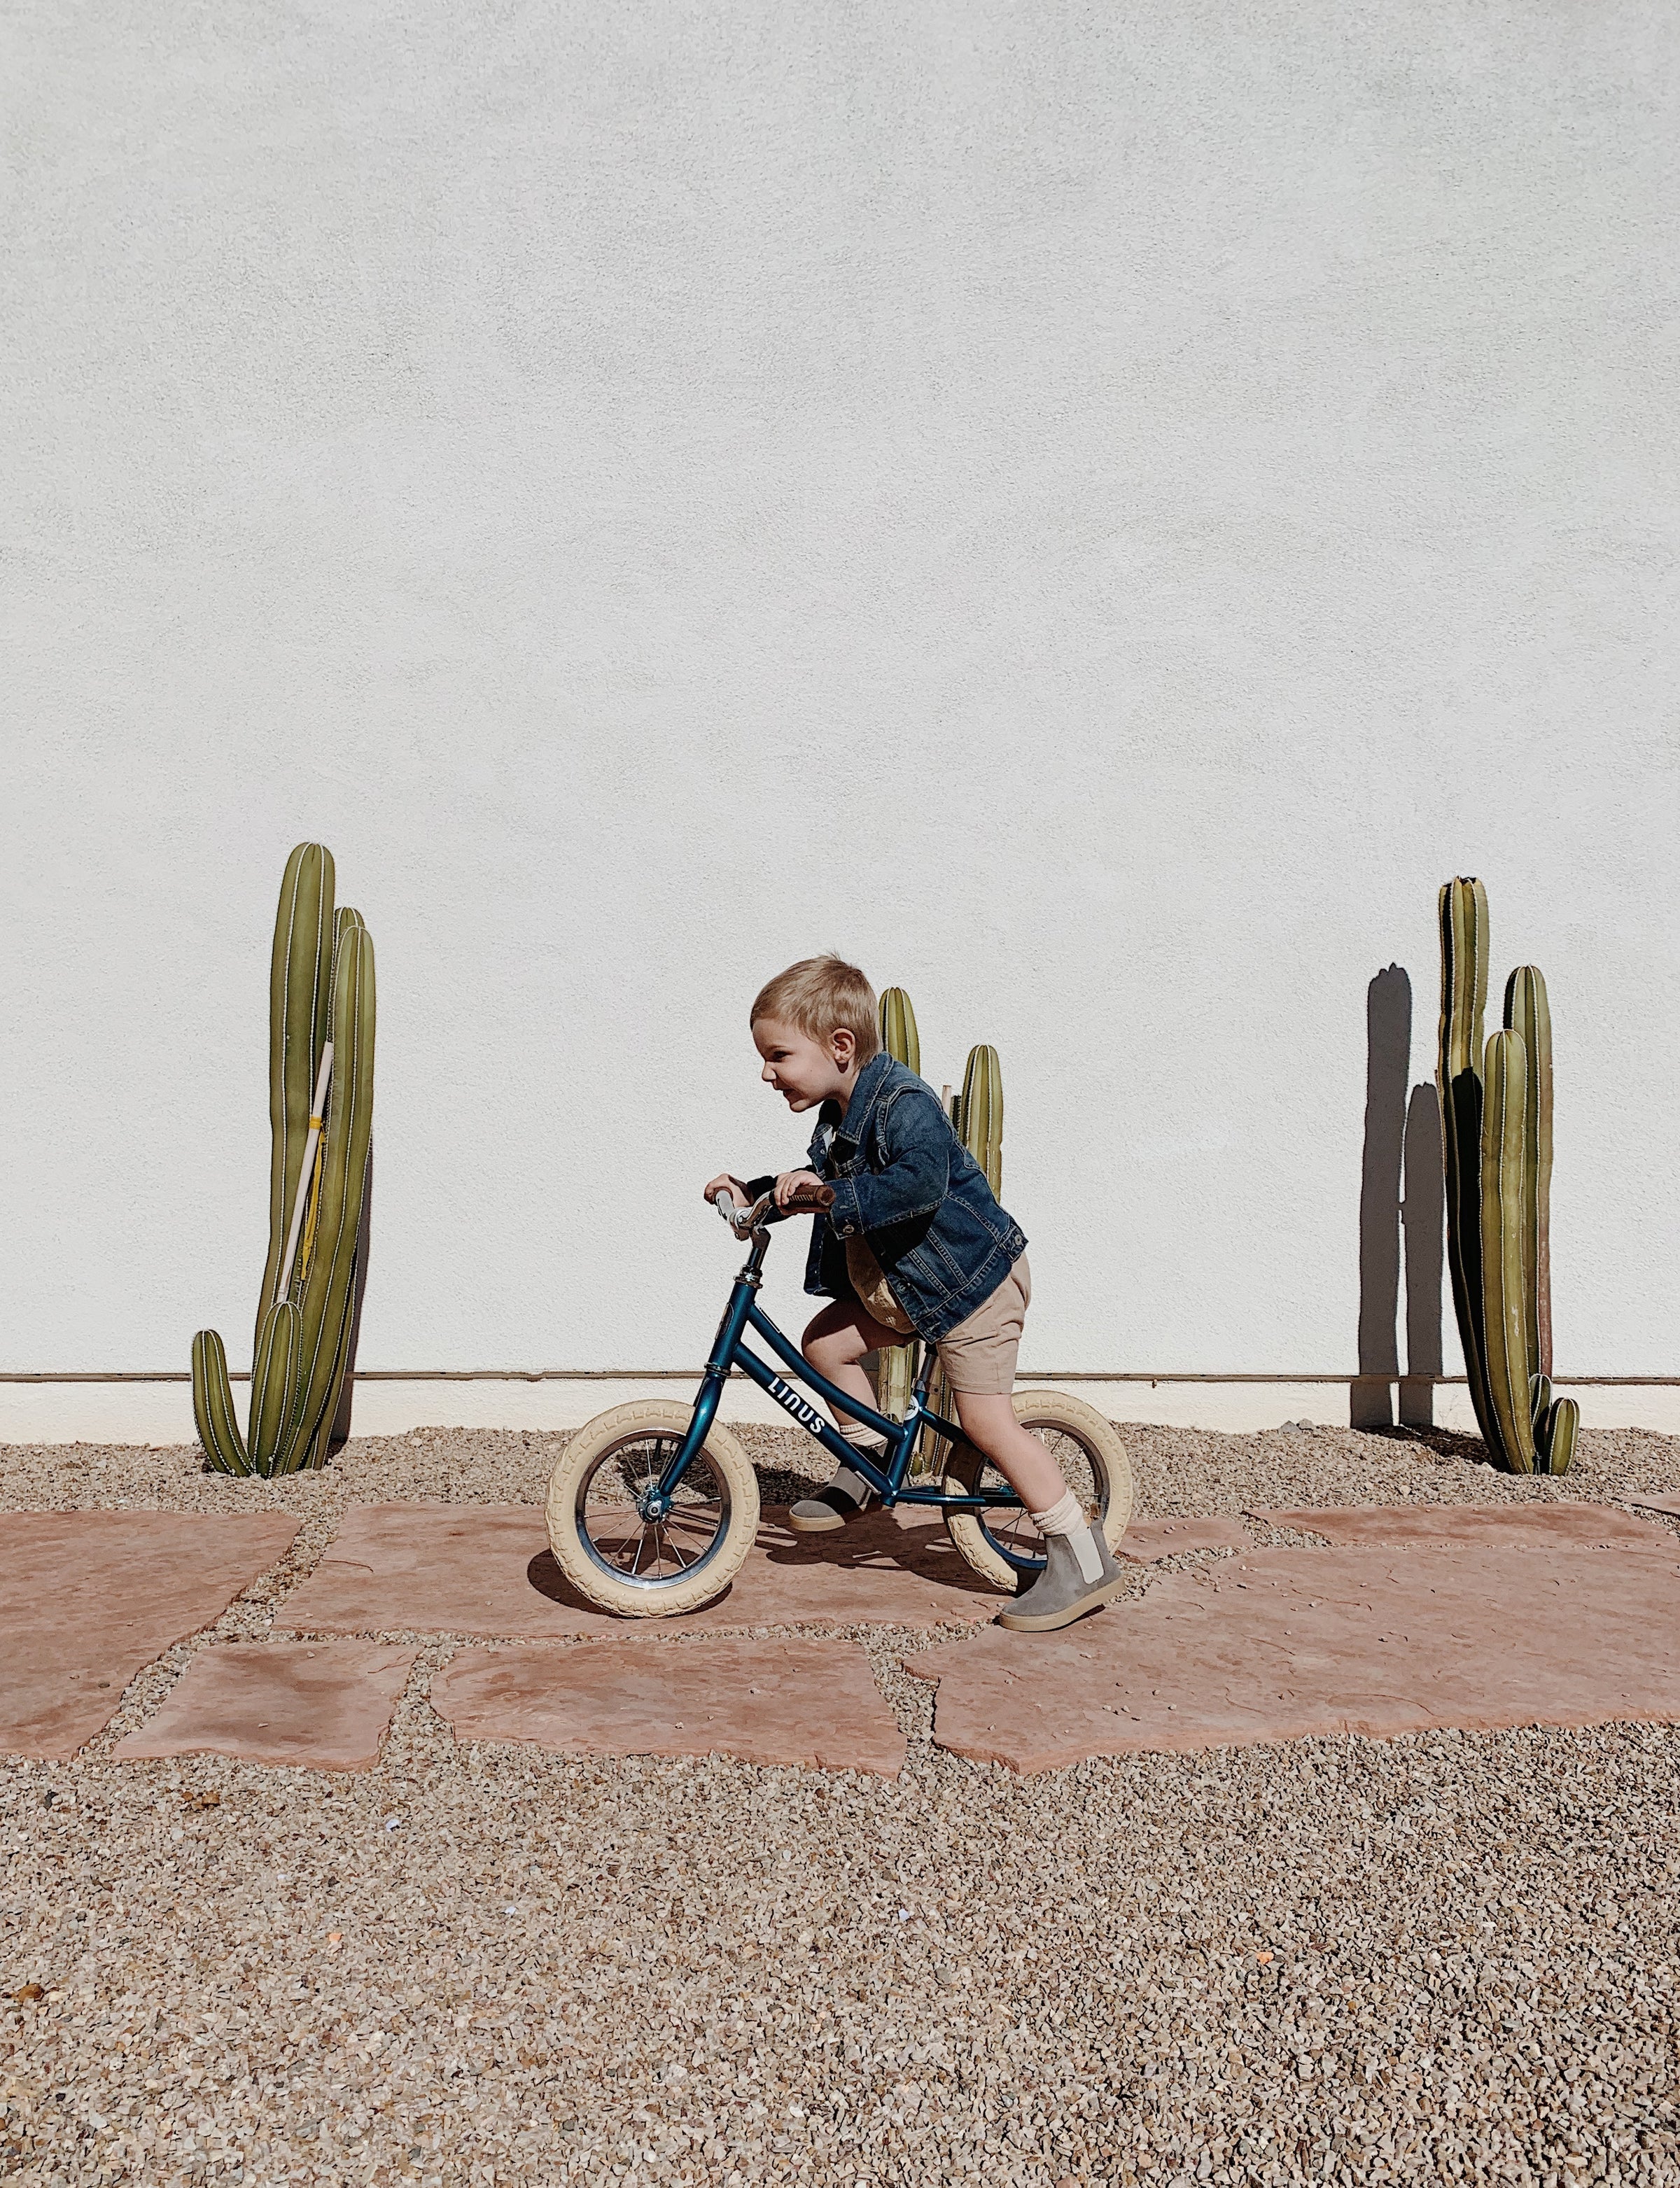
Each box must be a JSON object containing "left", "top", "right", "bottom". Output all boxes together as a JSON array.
[
  {"left": 1354, "top": 969, "right": 1410, "bottom": 1428},
  {"left": 1401, "top": 1084, "right": 1444, "bottom": 1426},
  {"left": 1354, "top": 971, "right": 1447, "bottom": 1430}
]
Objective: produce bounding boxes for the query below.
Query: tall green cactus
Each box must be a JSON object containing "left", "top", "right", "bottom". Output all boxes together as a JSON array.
[
  {"left": 1480, "top": 1029, "right": 1538, "bottom": 1473},
  {"left": 1437, "top": 879, "right": 1577, "bottom": 1474},
  {"left": 867, "top": 993, "right": 1009, "bottom": 1477},
  {"left": 1438, "top": 879, "right": 1494, "bottom": 1451},
  {"left": 192, "top": 846, "right": 377, "bottom": 1478},
  {"left": 874, "top": 990, "right": 922, "bottom": 1425},
  {"left": 878, "top": 988, "right": 920, "bottom": 1079},
  {"left": 255, "top": 844, "right": 336, "bottom": 1354},
  {"left": 280, "top": 913, "right": 376, "bottom": 1472},
  {"left": 921, "top": 1043, "right": 1008, "bottom": 1474},
  {"left": 1503, "top": 964, "right": 1553, "bottom": 1377},
  {"left": 956, "top": 1044, "right": 1003, "bottom": 1194}
]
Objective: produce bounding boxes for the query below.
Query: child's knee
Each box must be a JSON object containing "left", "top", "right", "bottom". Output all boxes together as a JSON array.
[
  {"left": 801, "top": 1311, "right": 836, "bottom": 1365},
  {"left": 802, "top": 1305, "right": 856, "bottom": 1368}
]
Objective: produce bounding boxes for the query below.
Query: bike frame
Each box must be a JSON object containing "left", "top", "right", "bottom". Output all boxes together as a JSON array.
[{"left": 650, "top": 1221, "right": 1021, "bottom": 1518}]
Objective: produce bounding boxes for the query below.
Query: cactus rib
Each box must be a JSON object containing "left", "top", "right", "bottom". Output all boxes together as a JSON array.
[{"left": 191, "top": 1329, "right": 251, "bottom": 1476}]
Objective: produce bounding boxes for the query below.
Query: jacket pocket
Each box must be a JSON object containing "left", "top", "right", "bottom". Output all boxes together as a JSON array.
[{"left": 895, "top": 1244, "right": 953, "bottom": 1300}]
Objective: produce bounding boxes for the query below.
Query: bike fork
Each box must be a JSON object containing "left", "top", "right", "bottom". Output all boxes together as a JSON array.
[{"left": 649, "top": 1275, "right": 757, "bottom": 1512}]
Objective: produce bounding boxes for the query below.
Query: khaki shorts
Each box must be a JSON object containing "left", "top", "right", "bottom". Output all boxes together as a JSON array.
[{"left": 934, "top": 1254, "right": 1031, "bottom": 1396}]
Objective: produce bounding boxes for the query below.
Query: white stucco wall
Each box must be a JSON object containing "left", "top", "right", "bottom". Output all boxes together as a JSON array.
[{"left": 5, "top": 1, "right": 1678, "bottom": 1436}]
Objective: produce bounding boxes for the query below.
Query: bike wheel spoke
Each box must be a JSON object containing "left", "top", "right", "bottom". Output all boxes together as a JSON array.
[
  {"left": 577, "top": 1434, "right": 732, "bottom": 1587},
  {"left": 966, "top": 1424, "right": 1107, "bottom": 1572}
]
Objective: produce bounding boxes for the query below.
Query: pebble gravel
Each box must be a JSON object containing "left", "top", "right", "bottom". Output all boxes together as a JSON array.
[{"left": 3, "top": 1417, "right": 1678, "bottom": 2185}]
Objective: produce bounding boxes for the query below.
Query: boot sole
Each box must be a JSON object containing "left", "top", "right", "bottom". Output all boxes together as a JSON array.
[
  {"left": 788, "top": 1508, "right": 852, "bottom": 1534},
  {"left": 996, "top": 1571, "right": 1130, "bottom": 1633}
]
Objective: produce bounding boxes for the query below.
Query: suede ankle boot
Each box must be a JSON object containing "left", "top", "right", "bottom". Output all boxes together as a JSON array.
[
  {"left": 789, "top": 1459, "right": 878, "bottom": 1534},
  {"left": 997, "top": 1527, "right": 1128, "bottom": 1632}
]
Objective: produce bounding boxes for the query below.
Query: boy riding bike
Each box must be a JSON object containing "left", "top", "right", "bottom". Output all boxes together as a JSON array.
[{"left": 706, "top": 955, "right": 1126, "bottom": 1633}]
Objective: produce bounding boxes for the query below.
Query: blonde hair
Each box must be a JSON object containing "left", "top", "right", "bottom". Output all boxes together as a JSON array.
[{"left": 750, "top": 955, "right": 880, "bottom": 1064}]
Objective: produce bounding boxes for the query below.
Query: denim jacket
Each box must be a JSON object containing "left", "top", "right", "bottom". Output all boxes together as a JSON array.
[{"left": 750, "top": 1051, "right": 1027, "bottom": 1342}]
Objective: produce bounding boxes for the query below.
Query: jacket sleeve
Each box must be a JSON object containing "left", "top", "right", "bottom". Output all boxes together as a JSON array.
[{"left": 825, "top": 1088, "right": 949, "bottom": 1239}]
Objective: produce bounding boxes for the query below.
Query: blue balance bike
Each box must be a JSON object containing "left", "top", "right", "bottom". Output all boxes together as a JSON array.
[{"left": 545, "top": 1184, "right": 1132, "bottom": 1619}]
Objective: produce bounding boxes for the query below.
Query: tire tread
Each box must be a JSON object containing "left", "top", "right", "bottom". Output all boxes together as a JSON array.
[{"left": 544, "top": 1401, "right": 760, "bottom": 1620}]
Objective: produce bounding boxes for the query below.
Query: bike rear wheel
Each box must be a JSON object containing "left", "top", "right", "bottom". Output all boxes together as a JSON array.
[
  {"left": 545, "top": 1400, "right": 760, "bottom": 1618},
  {"left": 941, "top": 1389, "right": 1132, "bottom": 1592}
]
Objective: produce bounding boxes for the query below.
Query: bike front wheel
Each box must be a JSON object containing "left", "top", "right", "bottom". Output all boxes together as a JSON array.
[
  {"left": 545, "top": 1401, "right": 760, "bottom": 1619},
  {"left": 941, "top": 1389, "right": 1132, "bottom": 1592}
]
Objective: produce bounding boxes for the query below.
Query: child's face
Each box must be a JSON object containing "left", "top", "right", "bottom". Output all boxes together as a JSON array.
[{"left": 752, "top": 1016, "right": 857, "bottom": 1112}]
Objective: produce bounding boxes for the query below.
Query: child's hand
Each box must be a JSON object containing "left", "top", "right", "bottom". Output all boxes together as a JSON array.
[
  {"left": 774, "top": 1168, "right": 827, "bottom": 1210},
  {"left": 703, "top": 1172, "right": 755, "bottom": 1211}
]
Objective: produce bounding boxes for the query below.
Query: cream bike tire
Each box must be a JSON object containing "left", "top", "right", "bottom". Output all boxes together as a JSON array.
[
  {"left": 545, "top": 1401, "right": 760, "bottom": 1619},
  {"left": 941, "top": 1389, "right": 1133, "bottom": 1593}
]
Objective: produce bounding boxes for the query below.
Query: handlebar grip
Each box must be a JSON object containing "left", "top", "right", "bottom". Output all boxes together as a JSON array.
[{"left": 780, "top": 1182, "right": 835, "bottom": 1212}]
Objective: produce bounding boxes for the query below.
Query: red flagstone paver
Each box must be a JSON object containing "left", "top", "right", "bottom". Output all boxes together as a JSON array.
[
  {"left": 430, "top": 1636, "right": 905, "bottom": 1775},
  {"left": 115, "top": 1641, "right": 417, "bottom": 1772},
  {"left": 904, "top": 1543, "right": 1680, "bottom": 1773},
  {"left": 1249, "top": 1501, "right": 1661, "bottom": 1548},
  {"left": 276, "top": 1502, "right": 1000, "bottom": 1638},
  {"left": 0, "top": 1510, "right": 300, "bottom": 1760},
  {"left": 1119, "top": 1515, "right": 1249, "bottom": 1562},
  {"left": 1621, "top": 1492, "right": 1680, "bottom": 1518}
]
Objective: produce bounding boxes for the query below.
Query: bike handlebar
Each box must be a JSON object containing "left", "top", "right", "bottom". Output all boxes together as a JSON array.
[{"left": 710, "top": 1182, "right": 835, "bottom": 1234}]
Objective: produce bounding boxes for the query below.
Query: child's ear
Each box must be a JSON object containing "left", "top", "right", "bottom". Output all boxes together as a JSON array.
[{"left": 832, "top": 1025, "right": 857, "bottom": 1072}]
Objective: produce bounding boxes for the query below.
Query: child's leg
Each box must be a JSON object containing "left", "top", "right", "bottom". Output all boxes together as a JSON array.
[
  {"left": 939, "top": 1256, "right": 1124, "bottom": 1628},
  {"left": 948, "top": 1390, "right": 1068, "bottom": 1513},
  {"left": 953, "top": 1388, "right": 1125, "bottom": 1628},
  {"left": 801, "top": 1298, "right": 904, "bottom": 1433},
  {"left": 790, "top": 1300, "right": 905, "bottom": 1534},
  {"left": 936, "top": 1258, "right": 1055, "bottom": 1497}
]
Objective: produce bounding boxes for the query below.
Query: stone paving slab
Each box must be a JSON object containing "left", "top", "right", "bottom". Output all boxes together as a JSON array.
[
  {"left": 1119, "top": 1515, "right": 1250, "bottom": 1561},
  {"left": 904, "top": 1543, "right": 1680, "bottom": 1773},
  {"left": 115, "top": 1641, "right": 417, "bottom": 1772},
  {"left": 0, "top": 1510, "right": 301, "bottom": 1760},
  {"left": 1621, "top": 1491, "right": 1680, "bottom": 1518},
  {"left": 1250, "top": 1501, "right": 1661, "bottom": 1547},
  {"left": 275, "top": 1502, "right": 1001, "bottom": 1639},
  {"left": 430, "top": 1636, "right": 905, "bottom": 1775}
]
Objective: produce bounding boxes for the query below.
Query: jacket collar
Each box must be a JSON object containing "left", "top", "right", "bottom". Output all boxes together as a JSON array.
[{"left": 820, "top": 1049, "right": 896, "bottom": 1152}]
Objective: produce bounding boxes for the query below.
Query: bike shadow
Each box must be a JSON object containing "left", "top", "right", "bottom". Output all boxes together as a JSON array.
[
  {"left": 521, "top": 1504, "right": 999, "bottom": 1611},
  {"left": 753, "top": 1504, "right": 997, "bottom": 1594}
]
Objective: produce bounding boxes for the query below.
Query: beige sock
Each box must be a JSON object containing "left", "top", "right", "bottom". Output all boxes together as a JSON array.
[{"left": 1030, "top": 1489, "right": 1103, "bottom": 1581}]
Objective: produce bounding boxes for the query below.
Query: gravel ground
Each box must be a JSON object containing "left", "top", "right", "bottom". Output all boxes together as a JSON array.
[{"left": 4, "top": 1418, "right": 1679, "bottom": 2186}]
